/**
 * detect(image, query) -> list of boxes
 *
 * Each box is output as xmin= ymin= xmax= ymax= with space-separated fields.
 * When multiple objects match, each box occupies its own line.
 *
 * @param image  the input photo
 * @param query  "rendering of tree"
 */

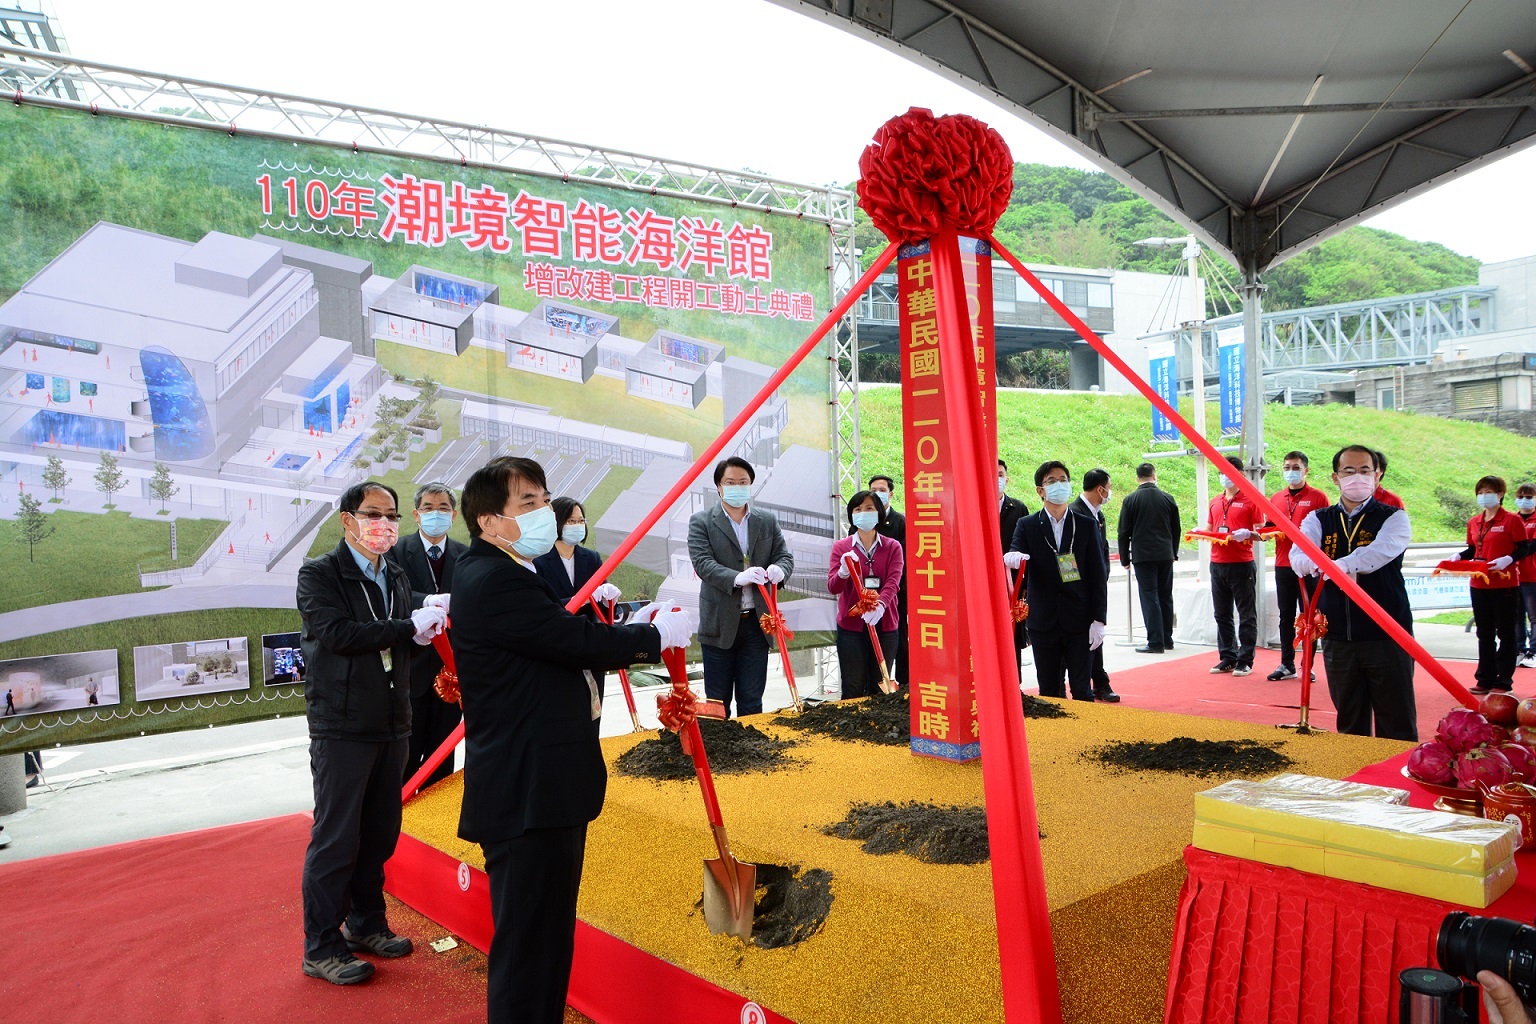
xmin=41 ymin=454 xmax=71 ymax=500
xmin=94 ymin=451 xmax=126 ymax=508
xmin=148 ymin=462 xmax=179 ymax=511
xmin=13 ymin=491 xmax=54 ymax=562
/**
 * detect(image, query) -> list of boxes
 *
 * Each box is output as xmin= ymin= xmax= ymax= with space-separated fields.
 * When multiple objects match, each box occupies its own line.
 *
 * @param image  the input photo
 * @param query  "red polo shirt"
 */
xmin=1466 ymin=507 xmax=1524 ymax=589
xmin=1267 ymin=484 xmax=1330 ymax=569
xmin=1208 ymin=493 xmax=1260 ymax=564
xmin=1519 ymin=511 xmax=1536 ymax=585
xmin=1374 ymin=485 xmax=1403 ymax=510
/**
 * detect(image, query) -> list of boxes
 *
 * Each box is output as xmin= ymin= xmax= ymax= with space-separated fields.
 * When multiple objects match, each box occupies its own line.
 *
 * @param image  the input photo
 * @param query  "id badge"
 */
xmin=1217 ymin=526 xmax=1230 ymax=535
xmin=864 ymin=576 xmax=881 ymax=591
xmin=1057 ymin=552 xmax=1081 ymax=583
xmin=380 ymin=650 xmax=393 ymax=673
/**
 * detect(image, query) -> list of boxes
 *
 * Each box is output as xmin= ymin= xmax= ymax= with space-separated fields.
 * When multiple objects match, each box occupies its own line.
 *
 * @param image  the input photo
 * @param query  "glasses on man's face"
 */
xmin=1336 ymin=468 xmax=1374 ymax=477
xmin=351 ymin=510 xmax=402 ymax=522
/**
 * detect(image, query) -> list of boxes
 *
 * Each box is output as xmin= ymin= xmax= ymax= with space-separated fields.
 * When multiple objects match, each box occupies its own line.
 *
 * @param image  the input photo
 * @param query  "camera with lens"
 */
xmin=1400 ymin=911 xmax=1536 ymax=1022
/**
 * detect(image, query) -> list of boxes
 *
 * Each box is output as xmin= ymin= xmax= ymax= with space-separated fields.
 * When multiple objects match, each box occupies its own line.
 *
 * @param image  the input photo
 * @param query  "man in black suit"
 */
xmin=452 ymin=456 xmax=693 ymax=1024
xmin=1117 ymin=462 xmax=1182 ymax=653
xmin=1069 ymin=468 xmax=1120 ymax=702
xmin=997 ymin=459 xmax=1032 ymax=667
xmin=1006 ymin=461 xmax=1108 ymax=701
xmin=391 ymin=481 xmax=469 ymax=792
xmin=868 ymin=473 xmax=908 ymax=686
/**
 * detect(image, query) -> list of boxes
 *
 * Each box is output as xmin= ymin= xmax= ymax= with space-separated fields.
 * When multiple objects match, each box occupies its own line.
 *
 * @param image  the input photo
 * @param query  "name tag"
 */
xmin=1057 ymin=552 xmax=1081 ymax=583
xmin=864 ymin=576 xmax=881 ymax=590
xmin=1217 ymin=526 xmax=1230 ymax=534
xmin=380 ymin=650 xmax=393 ymax=673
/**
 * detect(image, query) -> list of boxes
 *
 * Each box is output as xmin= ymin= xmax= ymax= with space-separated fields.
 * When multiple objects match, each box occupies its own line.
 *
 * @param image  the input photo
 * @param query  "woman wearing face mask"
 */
xmin=534 ymin=497 xmax=624 ymax=714
xmin=827 ymin=491 xmax=904 ymax=699
xmin=1514 ymin=484 xmax=1536 ymax=669
xmin=1460 ymin=476 xmax=1533 ymax=695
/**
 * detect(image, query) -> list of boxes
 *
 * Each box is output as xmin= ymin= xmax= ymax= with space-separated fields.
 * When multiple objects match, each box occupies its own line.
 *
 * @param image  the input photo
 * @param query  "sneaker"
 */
xmin=1267 ymin=666 xmax=1297 ymax=681
xmin=1209 ymin=662 xmax=1235 ymax=674
xmin=344 ymin=929 xmax=413 ymax=958
xmin=1520 ymin=655 xmax=1536 ymax=669
xmin=1232 ymin=666 xmax=1253 ymax=677
xmin=302 ymin=953 xmax=376 ymax=985
xmin=0 ymin=826 xmax=10 ymax=849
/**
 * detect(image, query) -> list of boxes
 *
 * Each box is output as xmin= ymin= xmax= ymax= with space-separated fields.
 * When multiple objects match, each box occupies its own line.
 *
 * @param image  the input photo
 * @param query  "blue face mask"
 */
xmin=852 ymin=510 xmax=880 ymax=532
xmin=418 ymin=510 xmax=453 ymax=537
xmin=1477 ymin=492 xmax=1502 ymax=510
xmin=721 ymin=484 xmax=752 ymax=509
xmin=562 ymin=524 xmax=587 ymax=546
xmin=873 ymin=489 xmax=892 ymax=506
xmin=1282 ymin=470 xmax=1303 ymax=487
xmin=498 ymin=505 xmax=557 ymax=559
xmin=1043 ymin=481 xmax=1073 ymax=506
xmin=1519 ymin=498 xmax=1536 ymax=514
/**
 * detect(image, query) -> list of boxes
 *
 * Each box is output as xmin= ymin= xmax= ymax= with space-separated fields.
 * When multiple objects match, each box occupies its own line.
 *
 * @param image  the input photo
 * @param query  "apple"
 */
xmin=1519 ymin=698 xmax=1536 ymax=728
xmin=1513 ymin=725 xmax=1536 ymax=749
xmin=1482 ymin=691 xmax=1521 ymax=727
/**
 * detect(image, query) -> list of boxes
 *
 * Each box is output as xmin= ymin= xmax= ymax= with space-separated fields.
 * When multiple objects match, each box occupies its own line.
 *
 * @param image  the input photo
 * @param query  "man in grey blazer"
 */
xmin=687 ymin=456 xmax=795 ymax=717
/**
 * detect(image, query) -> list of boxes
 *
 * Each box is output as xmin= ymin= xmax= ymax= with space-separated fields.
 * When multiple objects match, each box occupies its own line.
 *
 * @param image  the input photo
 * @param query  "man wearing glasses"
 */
xmin=296 ymin=481 xmax=449 ymax=986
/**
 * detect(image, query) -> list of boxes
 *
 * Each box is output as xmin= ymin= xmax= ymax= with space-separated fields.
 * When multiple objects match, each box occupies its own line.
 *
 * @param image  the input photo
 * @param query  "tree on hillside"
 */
xmin=94 ymin=451 xmax=126 ymax=508
xmin=41 ymin=454 xmax=71 ymax=500
xmin=13 ymin=491 xmax=54 ymax=561
xmin=148 ymin=462 xmax=179 ymax=511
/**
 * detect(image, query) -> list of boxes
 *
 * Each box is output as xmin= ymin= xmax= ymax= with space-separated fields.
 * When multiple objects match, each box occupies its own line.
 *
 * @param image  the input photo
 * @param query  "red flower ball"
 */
xmin=857 ymin=107 xmax=1014 ymax=243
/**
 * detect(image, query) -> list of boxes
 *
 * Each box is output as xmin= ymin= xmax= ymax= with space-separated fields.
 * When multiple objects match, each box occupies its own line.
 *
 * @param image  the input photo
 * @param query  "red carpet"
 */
xmin=0 ymin=814 xmax=495 ymax=1024
xmin=1095 ymin=645 xmax=1496 ymax=740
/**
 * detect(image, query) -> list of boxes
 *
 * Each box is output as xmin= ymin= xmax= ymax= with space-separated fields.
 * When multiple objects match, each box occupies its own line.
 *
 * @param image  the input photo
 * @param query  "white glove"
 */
xmin=838 ymin=551 xmax=859 ymax=578
xmin=1491 ymin=555 xmax=1515 ymax=571
xmin=1289 ymin=552 xmax=1318 ymax=577
xmin=733 ymin=566 xmax=768 ymax=587
xmin=861 ymin=602 xmax=885 ymax=626
xmin=593 ymin=582 xmax=622 ymax=603
xmin=1088 ymin=621 xmax=1106 ymax=650
xmin=649 ymin=608 xmax=694 ymax=650
xmin=764 ymin=564 xmax=786 ymax=585
xmin=424 ymin=593 xmax=450 ymax=614
xmin=1003 ymin=551 xmax=1028 ymax=570
xmin=1230 ymin=529 xmax=1254 ymax=542
xmin=411 ymin=606 xmax=447 ymax=645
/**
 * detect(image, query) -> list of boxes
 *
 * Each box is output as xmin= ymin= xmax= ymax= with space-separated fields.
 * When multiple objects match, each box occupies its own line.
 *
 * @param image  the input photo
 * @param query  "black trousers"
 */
xmin=1274 ymin=565 xmax=1316 ymax=671
xmin=302 ymin=736 xmax=407 ymax=960
xmin=1134 ymin=560 xmax=1175 ymax=649
xmin=1028 ymin=625 xmax=1092 ymax=700
xmin=893 ymin=614 xmax=910 ymax=687
xmin=1322 ymin=638 xmax=1418 ymax=741
xmin=404 ymin=689 xmax=463 ymax=792
xmin=1210 ymin=562 xmax=1257 ymax=667
xmin=1471 ymin=586 xmax=1521 ymax=689
xmin=484 ymin=824 xmax=588 ymax=1024
xmin=836 ymin=626 xmax=898 ymax=699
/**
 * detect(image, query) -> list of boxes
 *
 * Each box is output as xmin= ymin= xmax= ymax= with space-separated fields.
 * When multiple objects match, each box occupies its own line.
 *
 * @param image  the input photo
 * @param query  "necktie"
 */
xmin=428 ymin=545 xmax=442 ymax=561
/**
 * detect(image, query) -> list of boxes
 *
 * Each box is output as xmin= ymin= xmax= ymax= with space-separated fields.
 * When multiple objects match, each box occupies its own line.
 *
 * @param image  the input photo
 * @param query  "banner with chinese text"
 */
xmin=1217 ymin=328 xmax=1245 ymax=436
xmin=1148 ymin=340 xmax=1178 ymax=442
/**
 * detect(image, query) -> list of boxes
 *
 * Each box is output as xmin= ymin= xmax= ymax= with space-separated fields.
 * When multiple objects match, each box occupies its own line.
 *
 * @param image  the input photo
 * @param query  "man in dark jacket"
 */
xmin=391 ymin=481 xmax=468 ymax=792
xmin=869 ymin=473 xmax=908 ymax=686
xmin=1070 ymin=468 xmax=1119 ymax=702
xmin=453 ymin=456 xmax=692 ymax=1024
xmin=1117 ymin=462 xmax=1182 ymax=653
xmin=297 ymin=481 xmax=447 ymax=986
xmin=997 ymin=459 xmax=1032 ymax=666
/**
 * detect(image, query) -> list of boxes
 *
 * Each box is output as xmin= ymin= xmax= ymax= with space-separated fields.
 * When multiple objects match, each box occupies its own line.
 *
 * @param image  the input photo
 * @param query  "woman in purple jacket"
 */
xmin=827 ymin=490 xmax=905 ymax=699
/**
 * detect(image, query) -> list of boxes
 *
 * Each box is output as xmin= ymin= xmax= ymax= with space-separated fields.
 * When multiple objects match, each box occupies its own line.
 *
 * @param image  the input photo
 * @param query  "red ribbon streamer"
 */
xmin=429 ymin=622 xmax=458 ymax=705
xmin=1009 ymin=565 xmax=1029 ymax=623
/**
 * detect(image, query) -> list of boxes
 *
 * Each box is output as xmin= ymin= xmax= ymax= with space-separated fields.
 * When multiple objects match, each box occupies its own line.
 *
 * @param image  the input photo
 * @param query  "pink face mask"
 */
xmin=349 ymin=514 xmax=398 ymax=554
xmin=1339 ymin=475 xmax=1376 ymax=503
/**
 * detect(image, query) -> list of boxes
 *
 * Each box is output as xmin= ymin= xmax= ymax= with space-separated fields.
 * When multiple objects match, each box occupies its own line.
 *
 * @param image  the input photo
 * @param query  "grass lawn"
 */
xmin=3 ymin=510 xmax=225 ymax=614
xmin=1418 ymin=609 xmax=1474 ymax=627
xmin=0 ymin=607 xmax=306 ymax=755
xmin=858 ymin=388 xmax=1536 ymax=544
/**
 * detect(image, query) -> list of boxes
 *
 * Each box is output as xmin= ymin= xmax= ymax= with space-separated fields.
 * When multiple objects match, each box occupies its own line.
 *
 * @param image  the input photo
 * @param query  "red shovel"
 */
xmin=842 ymin=552 xmax=897 ymax=694
xmin=755 ymin=581 xmax=806 ymax=712
xmin=656 ymin=640 xmax=755 ymax=940
xmin=587 ymin=596 xmax=643 ymax=733
xmin=1279 ymin=578 xmax=1328 ymax=735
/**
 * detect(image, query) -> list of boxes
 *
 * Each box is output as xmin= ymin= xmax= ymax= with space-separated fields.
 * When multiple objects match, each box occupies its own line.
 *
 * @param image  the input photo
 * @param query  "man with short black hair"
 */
xmin=1208 ymin=455 xmax=1260 ymax=676
xmin=1373 ymin=450 xmax=1404 ymax=509
xmin=1266 ymin=451 xmax=1329 ymax=681
xmin=1118 ymin=462 xmax=1182 ymax=654
xmin=688 ymin=456 xmax=794 ymax=716
xmin=868 ymin=473 xmax=908 ymax=686
xmin=997 ymin=458 xmax=1032 ymax=668
xmin=297 ymin=480 xmax=448 ymax=986
xmin=1070 ymin=468 xmax=1119 ymax=702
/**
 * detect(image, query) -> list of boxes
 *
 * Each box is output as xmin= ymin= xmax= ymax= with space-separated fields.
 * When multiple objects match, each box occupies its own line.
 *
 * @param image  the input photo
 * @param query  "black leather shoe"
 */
xmin=1094 ymin=688 xmax=1122 ymax=703
xmin=1134 ymin=646 xmax=1163 ymax=654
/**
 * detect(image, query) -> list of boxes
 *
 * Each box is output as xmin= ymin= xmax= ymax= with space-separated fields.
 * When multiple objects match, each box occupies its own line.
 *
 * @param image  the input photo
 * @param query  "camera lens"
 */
xmin=1438 ymin=911 xmax=1536 ymax=1001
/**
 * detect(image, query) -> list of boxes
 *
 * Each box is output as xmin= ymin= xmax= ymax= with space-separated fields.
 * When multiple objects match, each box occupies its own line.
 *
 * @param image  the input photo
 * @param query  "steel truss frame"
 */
xmin=0 ymin=42 xmax=865 ymax=508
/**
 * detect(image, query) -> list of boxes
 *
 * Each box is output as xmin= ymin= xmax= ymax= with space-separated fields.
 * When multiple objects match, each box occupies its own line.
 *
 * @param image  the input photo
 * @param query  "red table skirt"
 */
xmin=1164 ymin=749 xmax=1536 ymax=1024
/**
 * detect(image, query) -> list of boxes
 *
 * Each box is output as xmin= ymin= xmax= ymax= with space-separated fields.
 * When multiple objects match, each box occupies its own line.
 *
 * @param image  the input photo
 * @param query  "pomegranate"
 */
xmin=1406 ymin=740 xmax=1456 ymax=785
xmin=1481 ymin=691 xmax=1521 ymax=726
xmin=1454 ymin=747 xmax=1514 ymax=789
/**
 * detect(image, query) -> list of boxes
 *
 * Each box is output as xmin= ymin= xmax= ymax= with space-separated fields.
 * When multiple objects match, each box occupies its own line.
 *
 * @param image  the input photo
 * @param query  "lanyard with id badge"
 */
xmin=1047 ymin=512 xmax=1080 ymax=583
xmin=358 ymin=578 xmax=394 ymax=673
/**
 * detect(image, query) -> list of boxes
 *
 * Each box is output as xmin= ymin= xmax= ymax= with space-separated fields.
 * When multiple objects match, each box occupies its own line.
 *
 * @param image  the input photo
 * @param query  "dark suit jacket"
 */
xmin=687 ymin=503 xmax=794 ymax=649
xmin=1117 ymin=481 xmax=1183 ymax=566
xmin=999 ymin=495 xmax=1031 ymax=553
xmin=532 ymin=544 xmax=604 ymax=609
xmin=1010 ymin=508 xmax=1109 ymax=632
xmin=452 ymin=538 xmax=662 ymax=844
xmin=389 ymin=533 xmax=468 ymax=699
xmin=1069 ymin=496 xmax=1111 ymax=562
xmin=875 ymin=508 xmax=908 ymax=611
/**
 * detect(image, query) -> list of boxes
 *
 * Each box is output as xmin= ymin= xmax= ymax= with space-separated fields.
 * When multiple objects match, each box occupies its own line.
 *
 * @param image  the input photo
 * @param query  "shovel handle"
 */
xmin=755 ymin=582 xmax=805 ymax=711
xmin=684 ymin=719 xmax=725 ymax=829
xmin=590 ymin=597 xmax=644 ymax=732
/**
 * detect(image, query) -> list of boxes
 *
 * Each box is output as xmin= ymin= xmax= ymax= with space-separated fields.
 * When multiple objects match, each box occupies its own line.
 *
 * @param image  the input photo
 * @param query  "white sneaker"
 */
xmin=1232 ymin=666 xmax=1253 ymax=677
xmin=1521 ymin=655 xmax=1536 ymax=669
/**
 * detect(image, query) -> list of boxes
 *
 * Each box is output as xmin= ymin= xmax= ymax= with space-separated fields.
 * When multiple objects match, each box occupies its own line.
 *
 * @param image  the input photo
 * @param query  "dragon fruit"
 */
xmin=1454 ymin=747 xmax=1514 ymax=789
xmin=1502 ymin=743 xmax=1536 ymax=783
xmin=1406 ymin=740 xmax=1456 ymax=785
xmin=1438 ymin=708 xmax=1501 ymax=753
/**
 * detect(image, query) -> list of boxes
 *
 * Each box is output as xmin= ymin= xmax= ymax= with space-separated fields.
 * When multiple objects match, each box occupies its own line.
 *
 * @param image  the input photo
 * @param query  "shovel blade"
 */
xmin=702 ymin=857 xmax=756 ymax=940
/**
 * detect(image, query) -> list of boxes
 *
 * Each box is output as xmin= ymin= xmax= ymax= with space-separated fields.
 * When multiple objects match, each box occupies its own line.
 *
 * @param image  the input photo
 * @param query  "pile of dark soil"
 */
xmin=751 ymin=864 xmax=834 ymax=949
xmin=1087 ymin=736 xmax=1295 ymax=778
xmin=778 ymin=689 xmax=1072 ymax=746
xmin=1023 ymin=694 xmax=1073 ymax=718
xmin=614 ymin=718 xmax=797 ymax=780
xmin=822 ymin=801 xmax=990 ymax=865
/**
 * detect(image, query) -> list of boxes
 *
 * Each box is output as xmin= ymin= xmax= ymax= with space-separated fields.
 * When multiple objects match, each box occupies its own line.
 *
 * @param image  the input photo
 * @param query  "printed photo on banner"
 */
xmin=0 ymin=649 xmax=120 ymax=717
xmin=261 ymin=632 xmax=305 ymax=687
xmin=132 ymin=637 xmax=252 ymax=701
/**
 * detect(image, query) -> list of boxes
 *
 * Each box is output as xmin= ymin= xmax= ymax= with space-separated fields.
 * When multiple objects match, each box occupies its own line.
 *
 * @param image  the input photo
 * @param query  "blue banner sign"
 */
xmin=1148 ymin=340 xmax=1177 ymax=441
xmin=1218 ymin=328 xmax=1244 ymax=435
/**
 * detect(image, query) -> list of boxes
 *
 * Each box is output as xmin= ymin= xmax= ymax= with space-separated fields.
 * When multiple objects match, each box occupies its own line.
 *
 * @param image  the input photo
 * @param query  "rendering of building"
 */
xmin=624 ymin=329 xmax=723 ymax=409
xmin=368 ymin=265 xmax=498 ymax=357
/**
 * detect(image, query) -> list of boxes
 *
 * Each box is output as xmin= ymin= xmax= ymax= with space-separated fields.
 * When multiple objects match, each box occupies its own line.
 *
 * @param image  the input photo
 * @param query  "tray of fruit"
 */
xmin=1404 ymin=694 xmax=1536 ymax=813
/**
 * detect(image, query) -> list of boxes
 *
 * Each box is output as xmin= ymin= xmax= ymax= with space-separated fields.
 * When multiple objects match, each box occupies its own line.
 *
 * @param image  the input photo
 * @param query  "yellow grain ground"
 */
xmin=403 ymin=699 xmax=1407 ymax=1024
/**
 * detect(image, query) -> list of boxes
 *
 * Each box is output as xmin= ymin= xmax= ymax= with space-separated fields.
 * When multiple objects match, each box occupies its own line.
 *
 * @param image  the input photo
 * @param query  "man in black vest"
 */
xmin=1117 ymin=463 xmax=1182 ymax=653
xmin=1069 ymin=468 xmax=1119 ymax=701
xmin=390 ymin=481 xmax=469 ymax=792
xmin=868 ymin=473 xmax=909 ymax=686
xmin=1288 ymin=445 xmax=1417 ymax=740
xmin=997 ymin=459 xmax=1032 ymax=668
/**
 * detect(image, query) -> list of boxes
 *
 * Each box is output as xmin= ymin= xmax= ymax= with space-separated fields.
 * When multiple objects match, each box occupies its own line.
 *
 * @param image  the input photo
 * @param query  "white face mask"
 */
xmin=997 ymin=476 xmax=1007 ymax=496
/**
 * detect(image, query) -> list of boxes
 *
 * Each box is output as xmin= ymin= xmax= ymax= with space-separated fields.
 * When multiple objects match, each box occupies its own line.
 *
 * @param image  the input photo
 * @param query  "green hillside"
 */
xmin=857 ymin=388 xmax=1536 ymax=544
